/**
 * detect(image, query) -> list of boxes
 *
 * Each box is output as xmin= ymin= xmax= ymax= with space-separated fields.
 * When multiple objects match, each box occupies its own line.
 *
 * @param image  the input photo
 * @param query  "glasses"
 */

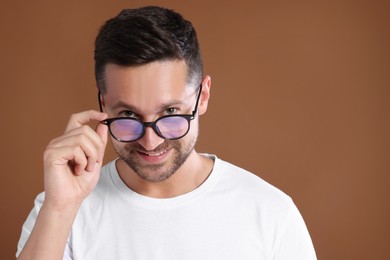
xmin=98 ymin=85 xmax=202 ymax=142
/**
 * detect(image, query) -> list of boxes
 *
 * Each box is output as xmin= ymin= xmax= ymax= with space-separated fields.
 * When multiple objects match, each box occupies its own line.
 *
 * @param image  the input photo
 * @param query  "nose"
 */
xmin=137 ymin=126 xmax=165 ymax=150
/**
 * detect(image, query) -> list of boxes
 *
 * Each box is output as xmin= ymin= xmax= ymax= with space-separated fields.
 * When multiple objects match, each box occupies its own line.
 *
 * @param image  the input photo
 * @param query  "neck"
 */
xmin=116 ymin=151 xmax=214 ymax=198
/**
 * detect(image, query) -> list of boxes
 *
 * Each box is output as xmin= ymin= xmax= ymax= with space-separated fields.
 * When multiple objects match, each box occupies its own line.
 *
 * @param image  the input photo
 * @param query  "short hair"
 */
xmin=94 ymin=6 xmax=203 ymax=94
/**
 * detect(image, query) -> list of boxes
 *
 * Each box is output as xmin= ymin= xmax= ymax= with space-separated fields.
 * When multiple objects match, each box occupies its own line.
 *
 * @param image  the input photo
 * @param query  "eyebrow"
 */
xmin=110 ymin=99 xmax=186 ymax=115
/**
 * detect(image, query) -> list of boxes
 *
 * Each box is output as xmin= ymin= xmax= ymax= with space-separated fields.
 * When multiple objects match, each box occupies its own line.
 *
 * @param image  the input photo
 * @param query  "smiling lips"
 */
xmin=139 ymin=149 xmax=168 ymax=157
xmin=137 ymin=148 xmax=171 ymax=163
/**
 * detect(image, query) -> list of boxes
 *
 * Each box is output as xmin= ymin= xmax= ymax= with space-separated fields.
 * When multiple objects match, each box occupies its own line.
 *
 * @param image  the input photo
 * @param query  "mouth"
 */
xmin=138 ymin=149 xmax=167 ymax=156
xmin=136 ymin=148 xmax=171 ymax=163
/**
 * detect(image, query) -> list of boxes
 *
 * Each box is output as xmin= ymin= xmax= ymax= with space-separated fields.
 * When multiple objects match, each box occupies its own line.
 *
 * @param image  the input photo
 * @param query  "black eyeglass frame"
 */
xmin=98 ymin=84 xmax=203 ymax=142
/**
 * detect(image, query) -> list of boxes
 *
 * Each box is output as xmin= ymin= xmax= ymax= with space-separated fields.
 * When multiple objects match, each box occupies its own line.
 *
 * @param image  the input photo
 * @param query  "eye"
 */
xmin=119 ymin=110 xmax=135 ymax=117
xmin=165 ymin=107 xmax=178 ymax=115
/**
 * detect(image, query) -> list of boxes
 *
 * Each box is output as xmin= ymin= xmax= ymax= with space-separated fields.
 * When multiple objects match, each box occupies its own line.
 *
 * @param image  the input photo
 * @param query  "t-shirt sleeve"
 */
xmin=15 ymin=192 xmax=73 ymax=260
xmin=273 ymin=200 xmax=317 ymax=260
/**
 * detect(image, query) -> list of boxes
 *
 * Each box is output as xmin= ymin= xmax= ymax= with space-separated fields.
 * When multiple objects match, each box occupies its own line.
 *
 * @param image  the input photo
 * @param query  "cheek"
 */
xmin=179 ymin=121 xmax=199 ymax=146
xmin=111 ymin=138 xmax=134 ymax=153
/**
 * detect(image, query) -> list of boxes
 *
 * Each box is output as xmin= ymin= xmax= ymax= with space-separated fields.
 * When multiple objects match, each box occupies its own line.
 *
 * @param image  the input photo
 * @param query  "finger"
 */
xmin=69 ymin=146 xmax=89 ymax=176
xmin=44 ymin=145 xmax=87 ymax=176
xmin=48 ymin=129 xmax=104 ymax=173
xmin=95 ymin=122 xmax=108 ymax=163
xmin=65 ymin=110 xmax=108 ymax=133
xmin=51 ymin=125 xmax=105 ymax=153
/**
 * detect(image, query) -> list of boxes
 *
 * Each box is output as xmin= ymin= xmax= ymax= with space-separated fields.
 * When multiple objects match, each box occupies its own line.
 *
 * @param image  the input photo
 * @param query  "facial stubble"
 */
xmin=114 ymin=134 xmax=198 ymax=182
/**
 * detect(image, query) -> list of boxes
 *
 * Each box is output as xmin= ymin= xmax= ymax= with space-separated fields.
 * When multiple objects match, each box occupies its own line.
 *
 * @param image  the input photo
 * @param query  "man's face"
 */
xmin=102 ymin=60 xmax=201 ymax=182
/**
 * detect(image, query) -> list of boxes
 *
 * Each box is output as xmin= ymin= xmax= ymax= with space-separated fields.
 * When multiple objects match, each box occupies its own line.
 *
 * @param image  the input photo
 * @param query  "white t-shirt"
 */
xmin=17 ymin=155 xmax=316 ymax=259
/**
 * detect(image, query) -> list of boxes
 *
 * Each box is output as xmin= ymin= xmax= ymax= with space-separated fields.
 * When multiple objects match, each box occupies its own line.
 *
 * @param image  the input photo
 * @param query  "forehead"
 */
xmin=103 ymin=60 xmax=191 ymax=113
xmin=104 ymin=60 xmax=188 ymax=91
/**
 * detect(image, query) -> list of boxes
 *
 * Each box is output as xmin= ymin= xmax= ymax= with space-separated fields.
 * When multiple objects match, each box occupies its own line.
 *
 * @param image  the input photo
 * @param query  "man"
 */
xmin=17 ymin=6 xmax=316 ymax=260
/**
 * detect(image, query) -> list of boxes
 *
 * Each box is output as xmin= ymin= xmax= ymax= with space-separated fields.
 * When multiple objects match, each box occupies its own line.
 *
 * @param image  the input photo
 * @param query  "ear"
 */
xmin=198 ymin=75 xmax=211 ymax=115
xmin=98 ymin=90 xmax=106 ymax=112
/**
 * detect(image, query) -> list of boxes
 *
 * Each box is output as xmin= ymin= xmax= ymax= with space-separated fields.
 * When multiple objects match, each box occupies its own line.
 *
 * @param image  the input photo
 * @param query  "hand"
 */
xmin=43 ymin=110 xmax=108 ymax=212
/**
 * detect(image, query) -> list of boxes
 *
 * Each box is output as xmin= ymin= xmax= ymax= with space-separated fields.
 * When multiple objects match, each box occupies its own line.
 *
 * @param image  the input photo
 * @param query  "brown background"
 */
xmin=1 ymin=0 xmax=389 ymax=259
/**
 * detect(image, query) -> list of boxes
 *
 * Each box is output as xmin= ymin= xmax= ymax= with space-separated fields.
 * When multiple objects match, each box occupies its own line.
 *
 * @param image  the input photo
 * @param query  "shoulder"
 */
xmin=214 ymin=158 xmax=290 ymax=199
xmin=214 ymin=156 xmax=292 ymax=202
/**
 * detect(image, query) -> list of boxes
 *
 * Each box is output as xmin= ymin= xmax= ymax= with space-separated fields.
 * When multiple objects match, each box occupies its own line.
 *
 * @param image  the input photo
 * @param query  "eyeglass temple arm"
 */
xmin=192 ymin=84 xmax=203 ymax=117
xmin=98 ymin=91 xmax=103 ymax=112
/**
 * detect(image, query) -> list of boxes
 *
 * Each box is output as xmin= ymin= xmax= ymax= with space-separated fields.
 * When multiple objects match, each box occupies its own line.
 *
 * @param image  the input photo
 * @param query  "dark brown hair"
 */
xmin=94 ymin=6 xmax=203 ymax=93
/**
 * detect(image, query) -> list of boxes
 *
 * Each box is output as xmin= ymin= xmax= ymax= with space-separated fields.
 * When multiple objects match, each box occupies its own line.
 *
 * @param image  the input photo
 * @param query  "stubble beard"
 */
xmin=114 ymin=135 xmax=198 ymax=182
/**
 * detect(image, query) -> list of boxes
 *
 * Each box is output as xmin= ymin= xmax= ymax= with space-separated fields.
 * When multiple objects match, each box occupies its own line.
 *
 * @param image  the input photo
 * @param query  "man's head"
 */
xmin=94 ymin=6 xmax=203 ymax=94
xmin=94 ymin=7 xmax=211 ymax=183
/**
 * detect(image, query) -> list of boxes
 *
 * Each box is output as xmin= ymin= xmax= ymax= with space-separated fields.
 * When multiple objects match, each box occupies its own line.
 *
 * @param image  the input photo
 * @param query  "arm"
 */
xmin=17 ymin=110 xmax=108 ymax=260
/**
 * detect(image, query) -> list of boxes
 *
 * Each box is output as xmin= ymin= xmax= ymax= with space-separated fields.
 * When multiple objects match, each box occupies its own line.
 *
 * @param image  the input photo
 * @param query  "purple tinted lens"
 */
xmin=157 ymin=116 xmax=189 ymax=139
xmin=110 ymin=119 xmax=143 ymax=141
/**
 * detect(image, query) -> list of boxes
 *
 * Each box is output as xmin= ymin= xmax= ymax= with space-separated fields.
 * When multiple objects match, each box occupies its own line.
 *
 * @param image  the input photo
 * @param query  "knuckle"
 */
xmin=89 ymin=149 xmax=99 ymax=161
xmin=76 ymin=132 xmax=89 ymax=144
xmin=87 ymin=109 xmax=96 ymax=115
xmin=43 ymin=146 xmax=57 ymax=163
xmin=43 ymin=147 xmax=51 ymax=160
xmin=46 ymin=140 xmax=55 ymax=148
xmin=80 ymin=124 xmax=92 ymax=132
xmin=69 ymin=112 xmax=79 ymax=122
